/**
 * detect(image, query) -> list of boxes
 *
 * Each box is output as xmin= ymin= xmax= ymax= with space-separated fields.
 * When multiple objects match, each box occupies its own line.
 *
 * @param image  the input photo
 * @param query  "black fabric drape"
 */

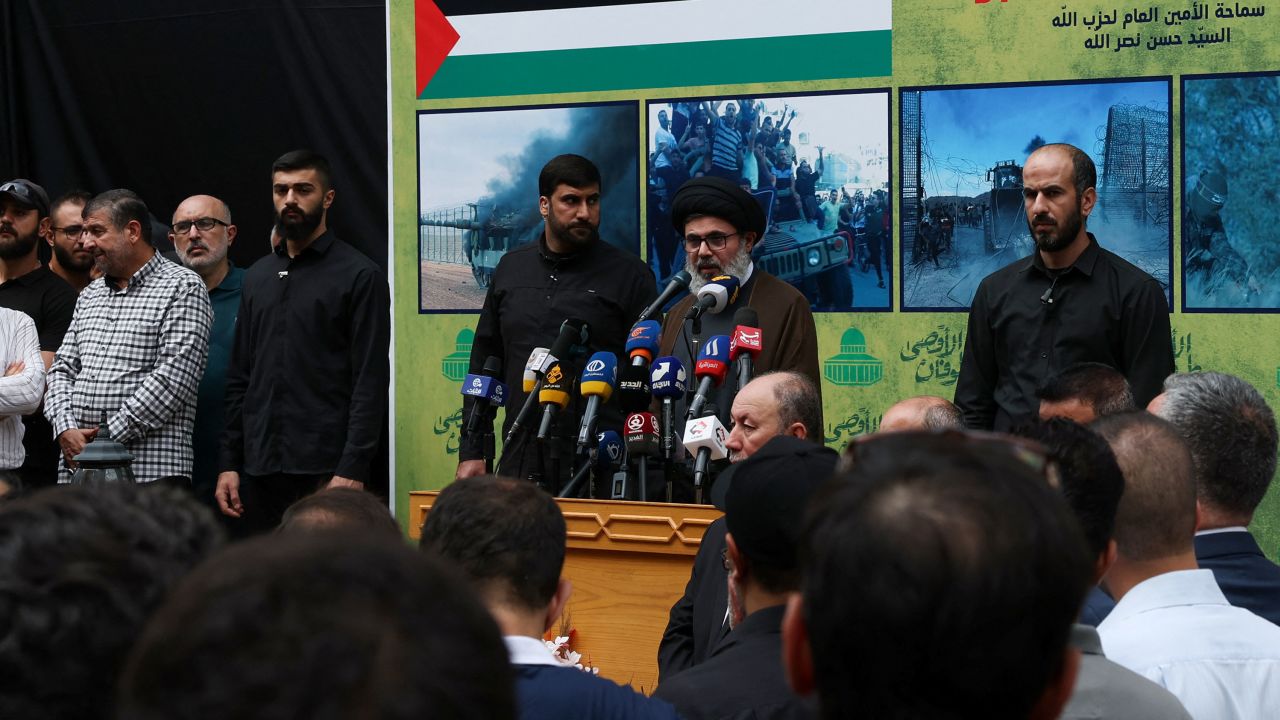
xmin=0 ymin=0 xmax=389 ymax=493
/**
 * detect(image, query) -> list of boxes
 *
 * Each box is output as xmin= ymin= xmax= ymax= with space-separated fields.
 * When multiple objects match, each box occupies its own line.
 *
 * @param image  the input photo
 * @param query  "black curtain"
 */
xmin=0 ymin=0 xmax=386 ymax=270
xmin=0 ymin=0 xmax=389 ymax=492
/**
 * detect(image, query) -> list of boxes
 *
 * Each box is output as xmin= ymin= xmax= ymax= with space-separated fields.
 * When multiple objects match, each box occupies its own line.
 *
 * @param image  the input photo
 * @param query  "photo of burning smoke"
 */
xmin=900 ymin=80 xmax=1172 ymax=311
xmin=646 ymin=91 xmax=891 ymax=312
xmin=1183 ymin=72 xmax=1280 ymax=311
xmin=416 ymin=102 xmax=640 ymax=312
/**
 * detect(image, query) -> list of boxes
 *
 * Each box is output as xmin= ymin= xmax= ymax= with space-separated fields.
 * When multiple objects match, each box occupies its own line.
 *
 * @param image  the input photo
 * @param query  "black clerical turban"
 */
xmin=670 ymin=176 xmax=766 ymax=239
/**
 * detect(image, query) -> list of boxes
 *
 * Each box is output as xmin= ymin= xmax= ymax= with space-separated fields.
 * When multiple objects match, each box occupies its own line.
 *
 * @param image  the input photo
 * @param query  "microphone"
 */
xmin=729 ymin=308 xmax=762 ymax=392
xmin=623 ymin=412 xmax=660 ymax=501
xmin=461 ymin=356 xmax=506 ymax=436
xmin=616 ymin=364 xmax=652 ymax=414
xmin=560 ymin=430 xmax=623 ymax=499
xmin=687 ymin=335 xmax=730 ymax=421
xmin=536 ymin=318 xmax=590 ymax=375
xmin=503 ymin=346 xmax=553 ymax=447
xmin=683 ymin=408 xmax=728 ymax=504
xmin=625 ymin=320 xmax=661 ymax=368
xmin=650 ymin=356 xmax=687 ymax=460
xmin=684 ymin=275 xmax=740 ymax=321
xmin=536 ymin=363 xmax=573 ymax=441
xmin=1040 ymin=276 xmax=1059 ymax=305
xmin=638 ymin=270 xmax=692 ymax=322
xmin=576 ymin=352 xmax=618 ymax=450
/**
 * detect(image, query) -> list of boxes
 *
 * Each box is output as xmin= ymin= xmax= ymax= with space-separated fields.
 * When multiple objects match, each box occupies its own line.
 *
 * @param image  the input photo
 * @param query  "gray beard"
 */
xmin=687 ymin=247 xmax=753 ymax=293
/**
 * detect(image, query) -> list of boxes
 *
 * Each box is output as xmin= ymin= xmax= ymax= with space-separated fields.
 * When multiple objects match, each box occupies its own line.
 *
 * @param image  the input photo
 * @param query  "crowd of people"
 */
xmin=4 ymin=363 xmax=1278 ymax=719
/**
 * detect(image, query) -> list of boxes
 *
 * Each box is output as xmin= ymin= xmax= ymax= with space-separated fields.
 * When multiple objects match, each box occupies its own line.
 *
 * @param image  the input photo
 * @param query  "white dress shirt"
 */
xmin=0 ymin=308 xmax=45 ymax=469
xmin=1098 ymin=569 xmax=1280 ymax=720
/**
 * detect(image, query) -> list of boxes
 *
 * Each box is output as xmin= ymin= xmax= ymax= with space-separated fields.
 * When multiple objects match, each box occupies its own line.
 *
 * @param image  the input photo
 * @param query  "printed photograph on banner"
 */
xmin=416 ymin=101 xmax=641 ymax=313
xmin=645 ymin=90 xmax=891 ymax=312
xmin=899 ymin=80 xmax=1172 ymax=311
xmin=1183 ymin=72 xmax=1280 ymax=312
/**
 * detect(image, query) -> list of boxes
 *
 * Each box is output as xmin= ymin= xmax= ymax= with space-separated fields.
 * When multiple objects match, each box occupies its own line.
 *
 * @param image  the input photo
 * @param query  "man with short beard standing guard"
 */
xmin=956 ymin=143 xmax=1173 ymax=431
xmin=217 ymin=150 xmax=389 ymax=534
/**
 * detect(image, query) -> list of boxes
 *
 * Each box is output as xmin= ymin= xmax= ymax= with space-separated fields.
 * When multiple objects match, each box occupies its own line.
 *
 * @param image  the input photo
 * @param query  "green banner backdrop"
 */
xmin=390 ymin=0 xmax=1280 ymax=555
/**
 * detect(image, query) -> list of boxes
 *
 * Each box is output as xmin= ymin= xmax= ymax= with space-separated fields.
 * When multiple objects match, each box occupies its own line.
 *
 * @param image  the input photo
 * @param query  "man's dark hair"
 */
xmin=1092 ymin=411 xmax=1196 ymax=561
xmin=1012 ymin=418 xmax=1124 ymax=559
xmin=50 ymin=189 xmax=93 ymax=217
xmin=765 ymin=371 xmax=822 ymax=442
xmin=1157 ymin=372 xmax=1279 ymax=518
xmin=83 ymin=189 xmax=153 ymax=245
xmin=420 ymin=475 xmax=565 ymax=611
xmin=804 ymin=432 xmax=1092 ymax=719
xmin=1037 ymin=362 xmax=1134 ymax=417
xmin=278 ymin=488 xmax=401 ymax=540
xmin=118 ymin=533 xmax=513 ymax=720
xmin=922 ymin=399 xmax=964 ymax=430
xmin=0 ymin=483 xmax=223 ymax=720
xmin=272 ymin=148 xmax=334 ymax=191
xmin=538 ymin=154 xmax=601 ymax=198
xmin=1033 ymin=143 xmax=1097 ymax=198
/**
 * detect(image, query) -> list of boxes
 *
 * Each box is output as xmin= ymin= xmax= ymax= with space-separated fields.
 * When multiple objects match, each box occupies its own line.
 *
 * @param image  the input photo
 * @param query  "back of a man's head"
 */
xmin=419 ymin=475 xmax=565 ymax=612
xmin=767 ymin=371 xmax=823 ymax=441
xmin=118 ymin=532 xmax=513 ymax=720
xmin=0 ymin=483 xmax=223 ymax=720
xmin=1092 ymin=411 xmax=1197 ymax=561
xmin=1037 ymin=362 xmax=1134 ymax=423
xmin=1012 ymin=418 xmax=1125 ymax=562
xmin=278 ymin=488 xmax=401 ymax=540
xmin=793 ymin=432 xmax=1092 ymax=720
xmin=879 ymin=395 xmax=964 ymax=432
xmin=1154 ymin=372 xmax=1278 ymax=523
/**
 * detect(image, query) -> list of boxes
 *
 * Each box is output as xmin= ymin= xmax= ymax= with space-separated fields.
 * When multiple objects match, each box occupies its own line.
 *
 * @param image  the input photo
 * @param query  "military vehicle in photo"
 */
xmin=750 ymin=188 xmax=853 ymax=308
xmin=982 ymin=160 xmax=1028 ymax=254
xmin=420 ymin=201 xmax=539 ymax=288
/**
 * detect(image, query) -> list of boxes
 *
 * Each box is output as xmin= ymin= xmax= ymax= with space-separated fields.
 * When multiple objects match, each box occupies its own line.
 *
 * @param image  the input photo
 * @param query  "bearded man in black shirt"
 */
xmin=455 ymin=154 xmax=656 ymax=487
xmin=955 ymin=143 xmax=1173 ymax=431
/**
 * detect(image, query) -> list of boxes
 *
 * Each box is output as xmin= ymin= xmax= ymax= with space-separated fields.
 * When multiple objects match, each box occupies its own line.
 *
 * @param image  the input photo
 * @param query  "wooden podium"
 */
xmin=408 ymin=492 xmax=722 ymax=691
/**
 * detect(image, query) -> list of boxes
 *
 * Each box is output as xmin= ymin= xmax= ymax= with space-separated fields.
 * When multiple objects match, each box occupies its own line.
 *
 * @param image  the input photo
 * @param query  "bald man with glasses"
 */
xmin=170 ymin=195 xmax=242 ymax=517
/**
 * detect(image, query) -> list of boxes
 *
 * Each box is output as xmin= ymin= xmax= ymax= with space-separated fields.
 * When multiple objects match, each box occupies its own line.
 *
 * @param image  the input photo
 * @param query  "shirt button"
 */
xmin=1040 ymin=353 xmax=1047 ymax=358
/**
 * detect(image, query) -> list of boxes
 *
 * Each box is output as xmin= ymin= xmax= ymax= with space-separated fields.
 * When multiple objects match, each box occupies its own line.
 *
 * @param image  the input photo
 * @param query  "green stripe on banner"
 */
xmin=420 ymin=30 xmax=891 ymax=99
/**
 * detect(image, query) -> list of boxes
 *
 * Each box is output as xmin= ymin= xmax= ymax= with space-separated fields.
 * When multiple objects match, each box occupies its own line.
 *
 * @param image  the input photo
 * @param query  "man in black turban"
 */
xmin=655 ymin=175 xmax=822 ymax=496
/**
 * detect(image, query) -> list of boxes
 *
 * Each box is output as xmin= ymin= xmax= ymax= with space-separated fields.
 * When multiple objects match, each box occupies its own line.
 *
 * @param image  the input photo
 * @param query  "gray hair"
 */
xmin=764 ymin=371 xmax=822 ymax=443
xmin=1156 ymin=372 xmax=1278 ymax=517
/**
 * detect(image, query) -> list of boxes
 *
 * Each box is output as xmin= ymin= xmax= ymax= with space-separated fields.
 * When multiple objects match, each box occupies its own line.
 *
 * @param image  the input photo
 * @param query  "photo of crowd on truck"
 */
xmin=646 ymin=90 xmax=891 ymax=311
xmin=899 ymin=80 xmax=1172 ymax=311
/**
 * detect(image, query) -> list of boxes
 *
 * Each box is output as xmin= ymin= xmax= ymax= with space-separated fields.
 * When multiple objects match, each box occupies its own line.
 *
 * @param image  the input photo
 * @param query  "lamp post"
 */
xmin=70 ymin=413 xmax=136 ymax=484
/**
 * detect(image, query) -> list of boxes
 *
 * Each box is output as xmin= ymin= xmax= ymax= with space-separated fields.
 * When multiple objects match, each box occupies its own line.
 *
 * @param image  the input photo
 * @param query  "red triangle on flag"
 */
xmin=416 ymin=0 xmax=459 ymax=97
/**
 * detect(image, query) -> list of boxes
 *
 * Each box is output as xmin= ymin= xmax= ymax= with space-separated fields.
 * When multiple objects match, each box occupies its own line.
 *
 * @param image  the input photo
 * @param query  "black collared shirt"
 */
xmin=956 ymin=234 xmax=1174 ymax=430
xmin=461 ymin=236 xmax=656 ymax=482
xmin=220 ymin=232 xmax=389 ymax=481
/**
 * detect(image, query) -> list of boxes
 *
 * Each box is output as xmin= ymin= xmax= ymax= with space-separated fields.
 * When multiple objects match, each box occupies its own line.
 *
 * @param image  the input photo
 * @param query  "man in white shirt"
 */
xmin=1094 ymin=411 xmax=1280 ymax=720
xmin=0 ymin=307 xmax=45 ymax=472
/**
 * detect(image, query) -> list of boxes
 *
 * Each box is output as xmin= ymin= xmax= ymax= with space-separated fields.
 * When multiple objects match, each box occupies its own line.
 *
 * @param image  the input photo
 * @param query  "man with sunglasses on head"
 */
xmin=0 ymin=179 xmax=80 ymax=490
xmin=170 ymin=195 xmax=241 ymax=518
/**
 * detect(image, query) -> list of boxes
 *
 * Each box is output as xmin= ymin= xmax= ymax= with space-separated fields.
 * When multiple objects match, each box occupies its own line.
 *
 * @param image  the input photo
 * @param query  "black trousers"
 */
xmin=236 ymin=472 xmax=332 ymax=536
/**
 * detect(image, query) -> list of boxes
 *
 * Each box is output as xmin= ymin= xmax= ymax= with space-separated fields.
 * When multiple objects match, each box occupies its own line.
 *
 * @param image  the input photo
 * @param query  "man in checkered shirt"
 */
xmin=45 ymin=189 xmax=212 ymax=484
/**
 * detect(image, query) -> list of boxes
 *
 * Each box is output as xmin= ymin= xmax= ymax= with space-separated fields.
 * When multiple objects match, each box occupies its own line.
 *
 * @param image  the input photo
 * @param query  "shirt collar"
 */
xmin=1104 ymin=569 xmax=1227 ymax=626
xmin=504 ymin=635 xmax=564 ymax=667
xmin=1070 ymin=623 xmax=1104 ymax=655
xmin=537 ymin=234 xmax=597 ymax=266
xmin=109 ymin=251 xmax=164 ymax=291
xmin=273 ymin=230 xmax=335 ymax=258
xmin=1025 ymin=232 xmax=1101 ymax=278
xmin=1195 ymin=526 xmax=1249 ymax=536
xmin=212 ymin=265 xmax=243 ymax=293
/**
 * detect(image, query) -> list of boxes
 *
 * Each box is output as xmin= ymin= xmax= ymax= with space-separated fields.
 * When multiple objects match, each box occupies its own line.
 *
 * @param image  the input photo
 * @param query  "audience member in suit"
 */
xmin=1149 ymin=371 xmax=1280 ymax=626
xmin=0 ymin=483 xmax=223 ymax=720
xmin=119 ymin=532 xmax=513 ymax=720
xmin=658 ymin=371 xmax=822 ymax=683
xmin=1037 ymin=361 xmax=1136 ymax=424
xmin=420 ymin=475 xmax=679 ymax=720
xmin=877 ymin=394 xmax=964 ymax=432
xmin=1013 ymin=418 xmax=1192 ymax=719
xmin=1094 ymin=411 xmax=1280 ymax=719
xmin=654 ymin=436 xmax=835 ymax=719
xmin=783 ymin=431 xmax=1093 ymax=720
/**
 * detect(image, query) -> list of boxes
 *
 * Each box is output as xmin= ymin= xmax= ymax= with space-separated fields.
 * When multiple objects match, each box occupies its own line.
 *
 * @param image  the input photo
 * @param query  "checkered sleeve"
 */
xmin=0 ymin=311 xmax=47 ymax=416
xmin=45 ymin=298 xmax=84 ymax=437
xmin=108 ymin=276 xmax=212 ymax=444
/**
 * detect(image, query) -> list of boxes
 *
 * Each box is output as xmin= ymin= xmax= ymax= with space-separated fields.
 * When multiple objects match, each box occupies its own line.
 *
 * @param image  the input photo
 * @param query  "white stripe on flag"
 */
xmin=449 ymin=0 xmax=891 ymax=56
